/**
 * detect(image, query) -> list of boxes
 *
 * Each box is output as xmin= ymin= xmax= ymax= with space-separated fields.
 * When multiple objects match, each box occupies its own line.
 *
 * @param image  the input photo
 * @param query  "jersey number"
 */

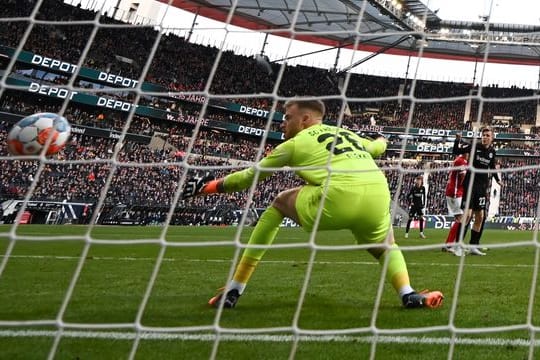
xmin=317 ymin=131 xmax=364 ymax=155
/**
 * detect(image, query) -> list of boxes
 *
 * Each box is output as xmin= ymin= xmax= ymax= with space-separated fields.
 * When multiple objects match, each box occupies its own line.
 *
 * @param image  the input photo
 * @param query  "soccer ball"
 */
xmin=7 ymin=113 xmax=71 ymax=155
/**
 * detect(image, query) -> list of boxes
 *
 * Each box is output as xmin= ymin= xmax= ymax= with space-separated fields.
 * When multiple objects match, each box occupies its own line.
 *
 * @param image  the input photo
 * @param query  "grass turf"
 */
xmin=0 ymin=225 xmax=538 ymax=359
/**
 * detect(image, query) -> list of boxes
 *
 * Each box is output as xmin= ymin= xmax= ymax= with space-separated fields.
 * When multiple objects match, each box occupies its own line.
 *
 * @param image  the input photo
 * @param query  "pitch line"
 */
xmin=0 ymin=254 xmax=534 ymax=268
xmin=0 ymin=329 xmax=538 ymax=347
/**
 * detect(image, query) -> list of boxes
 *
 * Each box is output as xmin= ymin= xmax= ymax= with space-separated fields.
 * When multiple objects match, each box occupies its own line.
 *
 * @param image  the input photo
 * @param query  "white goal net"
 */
xmin=0 ymin=0 xmax=539 ymax=359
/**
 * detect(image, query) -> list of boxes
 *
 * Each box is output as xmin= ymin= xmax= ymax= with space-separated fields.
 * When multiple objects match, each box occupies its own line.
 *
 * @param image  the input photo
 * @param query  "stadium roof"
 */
xmin=161 ymin=0 xmax=540 ymax=66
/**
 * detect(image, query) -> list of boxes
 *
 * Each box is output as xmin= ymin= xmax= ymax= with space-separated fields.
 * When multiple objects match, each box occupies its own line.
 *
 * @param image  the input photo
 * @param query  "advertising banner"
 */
xmin=2 ymin=45 xmax=539 ymax=148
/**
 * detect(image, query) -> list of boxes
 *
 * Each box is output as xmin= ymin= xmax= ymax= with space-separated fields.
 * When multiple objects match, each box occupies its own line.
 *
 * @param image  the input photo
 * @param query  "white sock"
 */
xmin=399 ymin=285 xmax=415 ymax=298
xmin=229 ymin=280 xmax=246 ymax=295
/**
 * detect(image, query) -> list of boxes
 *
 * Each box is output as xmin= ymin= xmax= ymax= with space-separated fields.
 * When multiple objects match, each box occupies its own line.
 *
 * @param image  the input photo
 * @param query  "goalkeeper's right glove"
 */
xmin=182 ymin=173 xmax=216 ymax=199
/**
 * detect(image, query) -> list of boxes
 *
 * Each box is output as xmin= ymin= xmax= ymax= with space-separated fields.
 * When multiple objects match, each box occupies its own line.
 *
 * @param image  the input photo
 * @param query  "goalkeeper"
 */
xmin=184 ymin=99 xmax=443 ymax=309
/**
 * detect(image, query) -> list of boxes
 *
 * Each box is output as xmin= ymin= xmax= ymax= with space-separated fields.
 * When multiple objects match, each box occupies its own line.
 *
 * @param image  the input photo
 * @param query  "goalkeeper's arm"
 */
xmin=193 ymin=140 xmax=293 ymax=196
xmin=365 ymin=136 xmax=387 ymax=158
xmin=356 ymin=132 xmax=387 ymax=158
xmin=200 ymin=167 xmax=260 ymax=195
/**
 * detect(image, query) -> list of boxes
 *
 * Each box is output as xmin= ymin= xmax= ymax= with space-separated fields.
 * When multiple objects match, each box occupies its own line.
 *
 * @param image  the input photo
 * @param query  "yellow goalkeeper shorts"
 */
xmin=295 ymin=183 xmax=391 ymax=244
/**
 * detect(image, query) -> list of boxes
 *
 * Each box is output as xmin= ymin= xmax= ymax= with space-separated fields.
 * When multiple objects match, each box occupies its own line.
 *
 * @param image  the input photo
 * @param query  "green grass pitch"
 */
xmin=0 ymin=225 xmax=538 ymax=359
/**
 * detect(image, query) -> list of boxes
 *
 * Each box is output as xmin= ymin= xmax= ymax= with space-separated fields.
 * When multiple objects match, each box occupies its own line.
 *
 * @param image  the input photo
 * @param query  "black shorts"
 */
xmin=462 ymin=186 xmax=487 ymax=211
xmin=409 ymin=206 xmax=424 ymax=218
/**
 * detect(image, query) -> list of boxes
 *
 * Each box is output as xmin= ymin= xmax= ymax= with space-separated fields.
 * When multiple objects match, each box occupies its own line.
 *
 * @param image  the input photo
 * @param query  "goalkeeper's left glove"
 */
xmin=182 ymin=173 xmax=216 ymax=199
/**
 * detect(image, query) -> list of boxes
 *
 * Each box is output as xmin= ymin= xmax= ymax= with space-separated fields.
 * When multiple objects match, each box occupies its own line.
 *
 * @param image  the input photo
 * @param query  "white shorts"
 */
xmin=446 ymin=196 xmax=463 ymax=216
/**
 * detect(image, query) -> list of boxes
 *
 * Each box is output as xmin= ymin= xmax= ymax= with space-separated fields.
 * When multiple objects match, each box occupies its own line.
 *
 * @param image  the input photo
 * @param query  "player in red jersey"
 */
xmin=443 ymin=152 xmax=469 ymax=255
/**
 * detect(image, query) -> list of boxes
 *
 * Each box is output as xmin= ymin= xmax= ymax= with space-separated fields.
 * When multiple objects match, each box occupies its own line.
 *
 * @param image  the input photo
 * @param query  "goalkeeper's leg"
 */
xmin=209 ymin=187 xmax=300 ymax=308
xmin=210 ymin=184 xmax=443 ymax=309
xmin=351 ymin=186 xmax=443 ymax=309
xmin=363 ymin=228 xmax=443 ymax=309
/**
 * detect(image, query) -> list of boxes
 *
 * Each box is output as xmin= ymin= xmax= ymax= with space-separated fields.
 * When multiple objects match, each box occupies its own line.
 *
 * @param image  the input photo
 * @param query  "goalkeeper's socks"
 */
xmin=230 ymin=257 xmax=259 ymax=295
xmin=398 ymin=285 xmax=415 ymax=299
xmin=380 ymin=244 xmax=412 ymax=295
xmin=229 ymin=280 xmax=246 ymax=295
xmin=225 ymin=207 xmax=283 ymax=297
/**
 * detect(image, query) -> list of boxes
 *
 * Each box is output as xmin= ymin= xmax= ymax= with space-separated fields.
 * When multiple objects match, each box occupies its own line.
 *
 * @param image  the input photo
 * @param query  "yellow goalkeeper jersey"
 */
xmin=223 ymin=124 xmax=387 ymax=192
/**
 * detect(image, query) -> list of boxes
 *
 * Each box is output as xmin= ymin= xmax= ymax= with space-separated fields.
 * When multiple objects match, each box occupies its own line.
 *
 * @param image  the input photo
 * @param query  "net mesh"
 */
xmin=0 ymin=0 xmax=539 ymax=359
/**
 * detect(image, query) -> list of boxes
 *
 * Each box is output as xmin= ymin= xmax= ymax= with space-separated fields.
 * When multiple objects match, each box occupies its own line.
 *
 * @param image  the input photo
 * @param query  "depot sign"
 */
xmin=30 ymin=54 xmax=139 ymax=88
xmin=31 ymin=54 xmax=78 ymax=73
xmin=96 ymin=97 xmax=137 ymax=111
xmin=417 ymin=128 xmax=453 ymax=136
xmin=28 ymin=82 xmax=78 ymax=99
xmin=97 ymin=72 xmax=138 ymax=88
xmin=238 ymin=125 xmax=285 ymax=140
xmin=229 ymin=103 xmax=285 ymax=121
xmin=239 ymin=105 xmax=272 ymax=118
xmin=238 ymin=125 xmax=267 ymax=136
xmin=415 ymin=143 xmax=453 ymax=153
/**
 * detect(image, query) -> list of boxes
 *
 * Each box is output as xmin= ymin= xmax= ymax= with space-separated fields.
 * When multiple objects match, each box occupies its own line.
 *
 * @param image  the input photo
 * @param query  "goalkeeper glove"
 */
xmin=182 ymin=173 xmax=215 ymax=199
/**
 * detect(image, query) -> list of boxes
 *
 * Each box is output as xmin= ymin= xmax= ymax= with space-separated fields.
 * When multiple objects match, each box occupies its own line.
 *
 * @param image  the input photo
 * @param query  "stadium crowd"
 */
xmin=2 ymin=115 xmax=539 ymax=223
xmin=1 ymin=0 xmax=539 ymax=225
xmin=1 ymin=0 xmax=538 ymax=131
